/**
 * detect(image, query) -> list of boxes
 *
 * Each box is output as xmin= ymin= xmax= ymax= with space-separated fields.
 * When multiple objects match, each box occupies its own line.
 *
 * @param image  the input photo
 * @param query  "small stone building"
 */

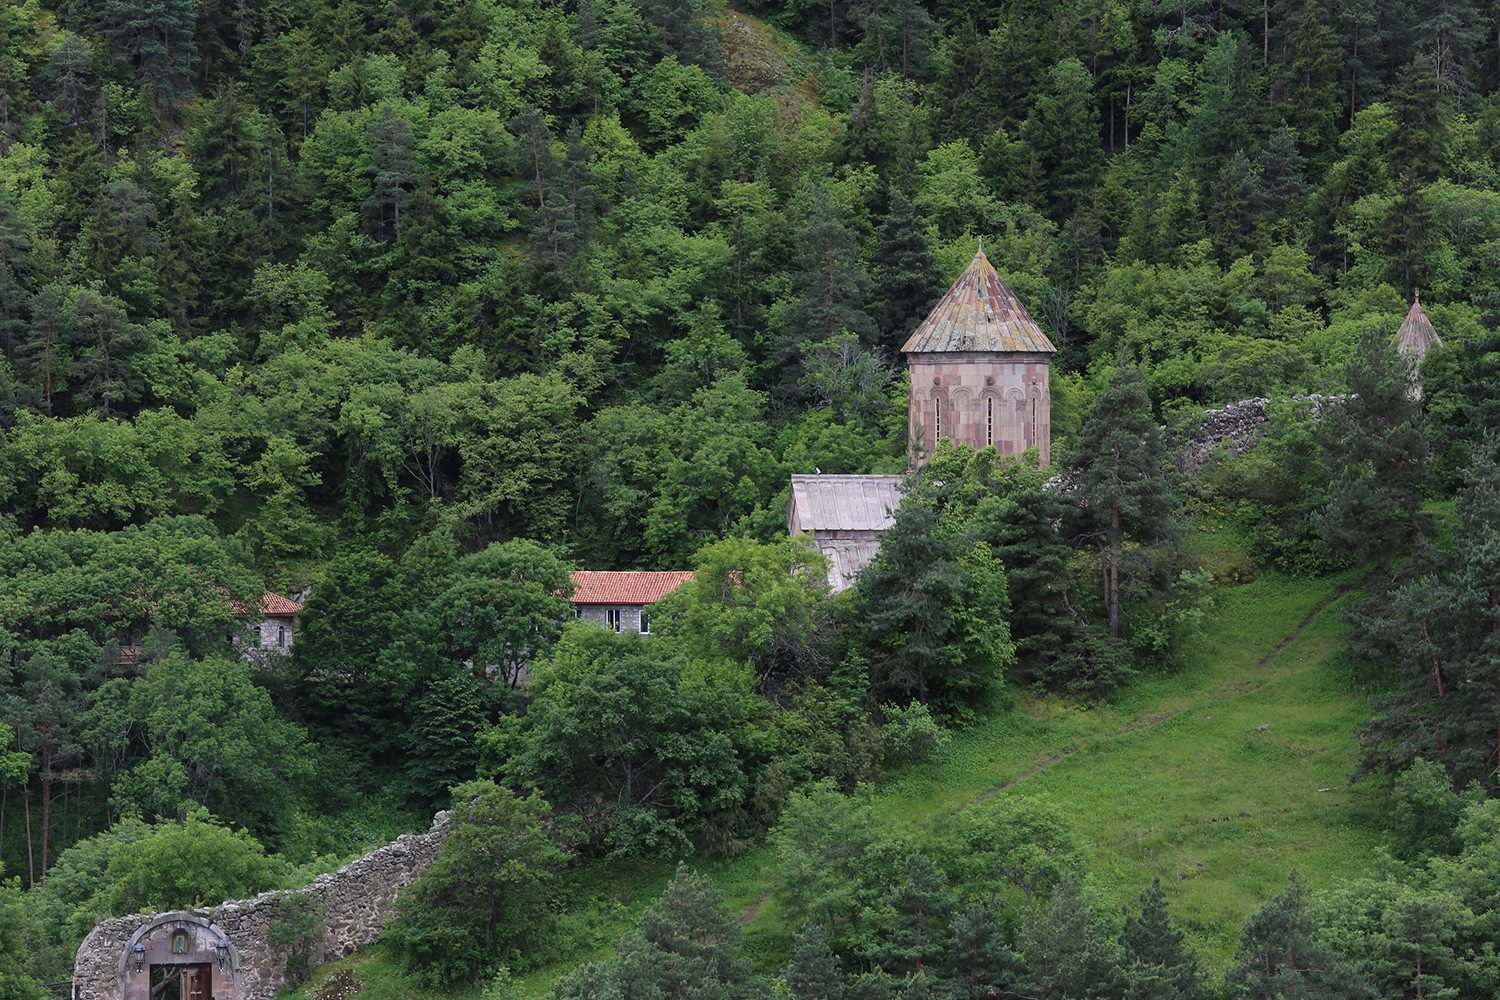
xmin=244 ymin=593 xmax=302 ymax=655
xmin=784 ymin=245 xmax=1056 ymax=592
xmin=903 ymin=245 xmax=1057 ymax=466
xmin=569 ymin=571 xmax=694 ymax=635
xmin=787 ymin=474 xmax=904 ymax=593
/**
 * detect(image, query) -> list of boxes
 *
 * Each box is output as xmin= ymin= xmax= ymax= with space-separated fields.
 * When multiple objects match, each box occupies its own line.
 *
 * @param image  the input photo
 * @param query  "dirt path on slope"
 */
xmin=973 ymin=582 xmax=1353 ymax=804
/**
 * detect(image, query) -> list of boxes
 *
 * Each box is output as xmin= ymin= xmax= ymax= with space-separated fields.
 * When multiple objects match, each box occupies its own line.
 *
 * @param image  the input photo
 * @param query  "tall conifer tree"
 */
xmin=1066 ymin=359 xmax=1178 ymax=638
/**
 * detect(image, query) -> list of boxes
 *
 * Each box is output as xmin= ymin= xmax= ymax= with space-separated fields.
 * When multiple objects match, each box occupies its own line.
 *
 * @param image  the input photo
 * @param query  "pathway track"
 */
xmin=973 ymin=581 xmax=1352 ymax=805
xmin=738 ymin=576 xmax=1360 ymax=925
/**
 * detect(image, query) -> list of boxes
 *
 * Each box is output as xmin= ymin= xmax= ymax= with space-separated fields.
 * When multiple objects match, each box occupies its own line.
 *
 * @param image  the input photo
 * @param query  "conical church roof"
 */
xmin=901 ymin=246 xmax=1056 ymax=355
xmin=1395 ymin=294 xmax=1442 ymax=359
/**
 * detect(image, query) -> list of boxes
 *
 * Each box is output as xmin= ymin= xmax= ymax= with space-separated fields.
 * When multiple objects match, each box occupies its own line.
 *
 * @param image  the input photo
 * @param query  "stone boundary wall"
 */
xmin=72 ymin=812 xmax=449 ymax=1000
xmin=1176 ymin=395 xmax=1346 ymax=471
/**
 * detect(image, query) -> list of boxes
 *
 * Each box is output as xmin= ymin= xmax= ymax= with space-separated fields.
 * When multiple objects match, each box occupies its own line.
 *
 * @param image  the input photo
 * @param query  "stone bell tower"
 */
xmin=902 ymin=246 xmax=1057 ymax=466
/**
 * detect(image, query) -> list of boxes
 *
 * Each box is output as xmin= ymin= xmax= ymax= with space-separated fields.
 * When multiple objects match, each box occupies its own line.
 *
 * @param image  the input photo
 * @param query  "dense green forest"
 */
xmin=2 ymin=0 xmax=1500 ymax=996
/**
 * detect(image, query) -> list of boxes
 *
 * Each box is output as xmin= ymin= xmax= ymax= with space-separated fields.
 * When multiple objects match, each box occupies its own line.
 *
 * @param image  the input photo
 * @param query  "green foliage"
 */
xmin=485 ymin=627 xmax=757 ymax=856
xmin=0 ymin=879 xmax=43 ymax=1000
xmin=390 ymin=781 xmax=565 ymax=987
xmin=1225 ymin=873 xmax=1363 ymax=1000
xmin=115 ymin=653 xmax=313 ymax=834
xmin=1349 ymin=453 xmax=1500 ymax=789
xmin=1013 ymin=879 xmax=1125 ymax=1000
xmin=1314 ymin=333 xmax=1431 ymax=562
xmin=878 ymin=702 xmax=949 ymax=769
xmin=655 ymin=536 xmax=833 ymax=687
xmin=266 ymin=895 xmax=328 ymax=983
xmin=940 ymin=796 xmax=1088 ymax=911
xmin=5 ymin=0 xmax=1500 ymax=992
xmin=854 ymin=478 xmax=1015 ymax=712
xmin=1120 ymin=878 xmax=1201 ymax=1000
xmin=1065 ymin=359 xmax=1182 ymax=643
xmin=1388 ymin=758 xmax=1484 ymax=860
xmin=103 ymin=809 xmax=287 ymax=915
xmin=552 ymin=867 xmax=765 ymax=999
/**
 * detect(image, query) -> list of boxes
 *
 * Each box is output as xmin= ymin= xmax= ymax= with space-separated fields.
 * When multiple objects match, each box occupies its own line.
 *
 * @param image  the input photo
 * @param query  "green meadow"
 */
xmin=293 ymin=566 xmax=1388 ymax=999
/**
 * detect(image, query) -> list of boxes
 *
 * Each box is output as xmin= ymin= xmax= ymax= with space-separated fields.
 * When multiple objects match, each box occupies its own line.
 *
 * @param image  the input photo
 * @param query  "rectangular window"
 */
xmin=574 ymin=606 xmax=583 ymax=619
xmin=248 ymin=627 xmax=260 ymax=648
xmin=277 ymin=625 xmax=286 ymax=648
xmin=986 ymin=397 xmax=993 ymax=447
xmin=606 ymin=608 xmax=623 ymax=633
xmin=639 ymin=610 xmax=651 ymax=634
xmin=934 ymin=398 xmax=942 ymax=442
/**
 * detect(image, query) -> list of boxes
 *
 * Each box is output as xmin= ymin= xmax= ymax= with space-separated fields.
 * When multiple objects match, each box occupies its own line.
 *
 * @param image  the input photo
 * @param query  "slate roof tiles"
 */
xmin=901 ymin=247 xmax=1056 ymax=356
xmin=1395 ymin=294 xmax=1442 ymax=359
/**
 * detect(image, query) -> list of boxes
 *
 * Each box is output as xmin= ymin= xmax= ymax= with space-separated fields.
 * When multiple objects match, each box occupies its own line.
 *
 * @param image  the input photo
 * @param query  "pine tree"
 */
xmin=872 ymin=854 xmax=954 ymax=975
xmin=43 ymin=34 xmax=93 ymax=128
xmin=645 ymin=0 xmax=722 ymax=73
xmin=1389 ymin=56 xmax=1447 ymax=187
xmin=1352 ymin=454 xmax=1500 ymax=789
xmin=67 ymin=288 xmax=146 ymax=418
xmin=1282 ymin=0 xmax=1342 ymax=157
xmin=1066 ymin=359 xmax=1179 ymax=638
xmin=1015 ymin=879 xmax=1127 ymax=1000
xmin=940 ymin=905 xmax=1018 ymax=1000
xmin=613 ymin=867 xmax=764 ymax=999
xmin=871 ymin=189 xmax=944 ymax=341
xmin=785 ymin=925 xmax=847 ymax=1000
xmin=1314 ymin=330 xmax=1430 ymax=561
xmin=365 ymin=106 xmax=421 ymax=243
xmin=528 ymin=123 xmax=599 ymax=290
xmin=99 ymin=0 xmax=198 ymax=113
xmin=777 ymin=180 xmax=876 ymax=381
xmin=856 ymin=498 xmax=965 ymax=707
xmin=1225 ymin=873 xmax=1362 ymax=999
xmin=1412 ymin=0 xmax=1482 ymax=99
xmin=1121 ymin=879 xmax=1201 ymax=1000
xmin=1020 ymin=58 xmax=1104 ymax=220
xmin=0 ymin=188 xmax=31 ymax=358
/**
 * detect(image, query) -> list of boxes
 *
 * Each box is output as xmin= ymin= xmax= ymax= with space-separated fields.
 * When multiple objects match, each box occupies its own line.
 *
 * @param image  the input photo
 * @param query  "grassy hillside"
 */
xmin=291 ymin=565 xmax=1388 ymax=1000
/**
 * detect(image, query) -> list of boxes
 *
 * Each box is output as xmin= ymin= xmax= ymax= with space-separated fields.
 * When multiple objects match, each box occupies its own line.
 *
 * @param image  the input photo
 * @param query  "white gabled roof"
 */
xmin=788 ymin=474 xmax=905 ymax=533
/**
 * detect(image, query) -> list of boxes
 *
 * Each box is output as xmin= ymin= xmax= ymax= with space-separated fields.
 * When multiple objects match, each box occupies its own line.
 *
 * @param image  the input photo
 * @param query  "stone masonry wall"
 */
xmin=1176 ymin=395 xmax=1345 ymax=472
xmin=576 ymin=603 xmax=650 ymax=634
xmin=72 ymin=812 xmax=449 ymax=1000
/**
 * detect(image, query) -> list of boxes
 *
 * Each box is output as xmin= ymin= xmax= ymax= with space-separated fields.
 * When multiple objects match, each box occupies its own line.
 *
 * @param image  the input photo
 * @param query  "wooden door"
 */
xmin=182 ymin=965 xmax=211 ymax=1000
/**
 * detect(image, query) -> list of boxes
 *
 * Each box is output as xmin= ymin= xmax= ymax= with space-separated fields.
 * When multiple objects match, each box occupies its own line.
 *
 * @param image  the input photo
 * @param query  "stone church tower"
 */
xmin=903 ymin=246 xmax=1057 ymax=466
xmin=789 ymin=246 xmax=1056 ymax=592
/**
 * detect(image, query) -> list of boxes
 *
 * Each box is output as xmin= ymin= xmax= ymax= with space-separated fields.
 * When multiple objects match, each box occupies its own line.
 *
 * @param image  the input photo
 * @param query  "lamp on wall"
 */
xmin=132 ymin=943 xmax=146 ymax=973
xmin=215 ymin=939 xmax=230 ymax=970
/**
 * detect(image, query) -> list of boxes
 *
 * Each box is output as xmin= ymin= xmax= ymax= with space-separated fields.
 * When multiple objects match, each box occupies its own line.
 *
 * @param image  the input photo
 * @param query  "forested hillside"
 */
xmin=3 ymin=0 xmax=1500 ymax=998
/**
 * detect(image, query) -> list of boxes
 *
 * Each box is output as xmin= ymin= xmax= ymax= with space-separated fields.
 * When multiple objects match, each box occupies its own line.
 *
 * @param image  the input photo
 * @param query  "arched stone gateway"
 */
xmin=108 ymin=913 xmax=243 ymax=1000
xmin=72 ymin=812 xmax=448 ymax=1000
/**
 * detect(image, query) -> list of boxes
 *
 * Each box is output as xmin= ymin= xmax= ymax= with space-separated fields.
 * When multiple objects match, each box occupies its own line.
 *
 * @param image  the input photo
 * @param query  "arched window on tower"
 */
xmin=986 ymin=396 xmax=994 ymax=447
xmin=934 ymin=397 xmax=942 ymax=442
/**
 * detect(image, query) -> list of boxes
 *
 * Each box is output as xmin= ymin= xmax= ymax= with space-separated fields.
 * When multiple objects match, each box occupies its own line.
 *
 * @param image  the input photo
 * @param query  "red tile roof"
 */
xmin=569 ymin=571 xmax=694 ymax=606
xmin=258 ymin=592 xmax=304 ymax=617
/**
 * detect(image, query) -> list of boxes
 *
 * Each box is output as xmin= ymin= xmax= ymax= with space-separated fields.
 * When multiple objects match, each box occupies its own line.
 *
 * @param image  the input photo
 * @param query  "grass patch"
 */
xmin=292 ymin=571 xmax=1388 ymax=998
